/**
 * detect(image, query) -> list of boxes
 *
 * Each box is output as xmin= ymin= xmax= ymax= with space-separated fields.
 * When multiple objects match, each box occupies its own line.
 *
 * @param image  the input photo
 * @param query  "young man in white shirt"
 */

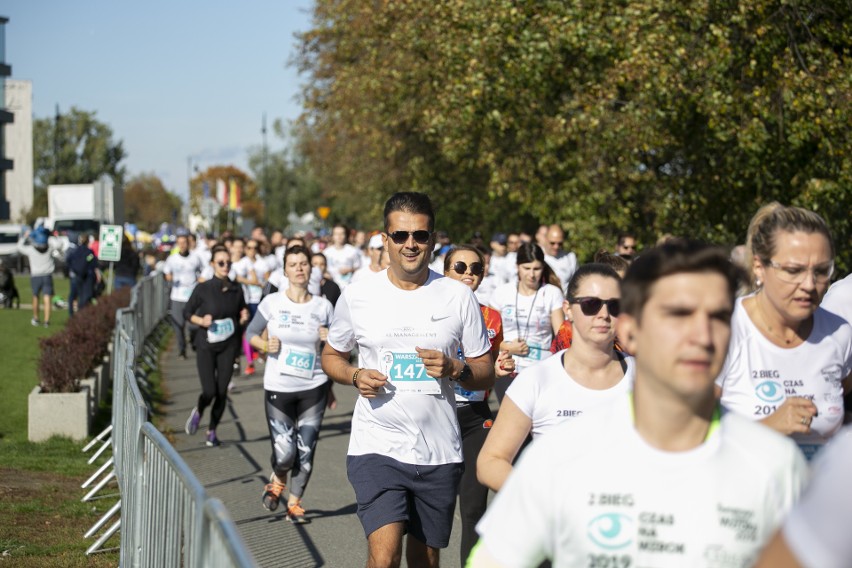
xmin=322 ymin=223 xmax=362 ymax=289
xmin=322 ymin=192 xmax=495 ymax=568
xmin=162 ymin=233 xmax=204 ymax=358
xmin=471 ymin=240 xmax=807 ymax=568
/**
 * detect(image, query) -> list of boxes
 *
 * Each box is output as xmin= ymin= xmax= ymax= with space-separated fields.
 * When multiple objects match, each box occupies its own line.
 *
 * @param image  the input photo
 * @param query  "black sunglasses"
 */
xmin=569 ymin=296 xmax=621 ymax=317
xmin=387 ymin=230 xmax=432 ymax=245
xmin=215 ymin=260 xmax=232 ymax=267
xmin=451 ymin=261 xmax=484 ymax=276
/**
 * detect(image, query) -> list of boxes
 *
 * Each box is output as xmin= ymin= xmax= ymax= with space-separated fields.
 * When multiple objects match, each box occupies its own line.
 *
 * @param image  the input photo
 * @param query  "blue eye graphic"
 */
xmin=587 ymin=513 xmax=634 ymax=550
xmin=755 ymin=381 xmax=784 ymax=403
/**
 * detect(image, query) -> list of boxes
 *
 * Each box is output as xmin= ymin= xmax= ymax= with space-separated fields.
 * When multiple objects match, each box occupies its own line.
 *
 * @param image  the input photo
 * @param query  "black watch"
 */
xmin=455 ymin=363 xmax=473 ymax=383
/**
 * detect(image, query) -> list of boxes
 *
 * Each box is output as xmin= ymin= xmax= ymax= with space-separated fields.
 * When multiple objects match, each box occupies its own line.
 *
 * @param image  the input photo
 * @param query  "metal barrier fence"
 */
xmin=86 ymin=272 xmax=256 ymax=566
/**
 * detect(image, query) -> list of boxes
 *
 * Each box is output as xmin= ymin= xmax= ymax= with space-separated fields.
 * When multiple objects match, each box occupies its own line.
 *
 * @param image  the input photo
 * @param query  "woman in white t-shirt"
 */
xmin=716 ymin=203 xmax=852 ymax=460
xmin=478 ymin=263 xmax=634 ymax=492
xmin=246 ymin=245 xmax=334 ymax=524
xmin=231 ymin=238 xmax=271 ymax=376
xmin=489 ymin=242 xmax=564 ymax=402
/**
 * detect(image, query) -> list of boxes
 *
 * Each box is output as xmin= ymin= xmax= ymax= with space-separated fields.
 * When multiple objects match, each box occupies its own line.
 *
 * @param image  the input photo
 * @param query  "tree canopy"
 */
xmin=295 ymin=0 xmax=851 ymax=271
xmin=30 ymin=107 xmax=127 ymax=223
xmin=124 ymin=173 xmax=183 ymax=232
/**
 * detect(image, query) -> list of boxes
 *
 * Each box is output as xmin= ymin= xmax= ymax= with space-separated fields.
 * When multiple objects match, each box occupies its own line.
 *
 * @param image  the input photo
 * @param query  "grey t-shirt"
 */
xmin=18 ymin=242 xmax=56 ymax=276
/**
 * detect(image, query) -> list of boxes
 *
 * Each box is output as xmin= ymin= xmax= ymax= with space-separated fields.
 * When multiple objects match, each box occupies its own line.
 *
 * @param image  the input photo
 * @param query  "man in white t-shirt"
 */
xmin=322 ymin=192 xmax=494 ymax=568
xmin=471 ymin=240 xmax=807 ymax=568
xmin=543 ymin=224 xmax=578 ymax=295
xmin=162 ymin=233 xmax=204 ymax=358
xmin=351 ymin=233 xmax=386 ymax=284
xmin=755 ymin=426 xmax=852 ymax=568
xmin=322 ymin=224 xmax=362 ymax=289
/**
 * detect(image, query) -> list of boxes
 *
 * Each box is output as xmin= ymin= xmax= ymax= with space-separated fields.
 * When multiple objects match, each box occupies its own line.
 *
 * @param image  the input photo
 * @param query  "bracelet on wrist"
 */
xmin=353 ymin=368 xmax=364 ymax=388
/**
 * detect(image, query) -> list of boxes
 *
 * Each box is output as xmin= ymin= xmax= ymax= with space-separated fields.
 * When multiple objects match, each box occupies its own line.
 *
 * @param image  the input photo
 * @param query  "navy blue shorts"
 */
xmin=347 ymin=454 xmax=463 ymax=548
xmin=30 ymin=275 xmax=54 ymax=297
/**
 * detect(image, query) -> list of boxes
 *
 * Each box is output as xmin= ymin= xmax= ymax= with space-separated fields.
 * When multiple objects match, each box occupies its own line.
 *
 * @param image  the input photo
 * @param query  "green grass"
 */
xmin=0 ymin=276 xmax=71 ymax=444
xmin=0 ymin=275 xmax=120 ymax=564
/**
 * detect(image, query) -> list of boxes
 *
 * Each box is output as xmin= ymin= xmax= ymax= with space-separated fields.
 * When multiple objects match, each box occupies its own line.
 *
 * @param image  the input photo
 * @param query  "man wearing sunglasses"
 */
xmin=322 ymin=192 xmax=495 ymax=568
xmin=471 ymin=241 xmax=806 ymax=567
xmin=543 ymin=224 xmax=578 ymax=296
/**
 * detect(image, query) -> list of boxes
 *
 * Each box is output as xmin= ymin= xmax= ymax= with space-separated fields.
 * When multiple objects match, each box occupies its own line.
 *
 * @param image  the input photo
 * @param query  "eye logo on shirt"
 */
xmin=755 ymin=380 xmax=784 ymax=403
xmin=277 ymin=312 xmax=291 ymax=325
xmin=587 ymin=512 xmax=634 ymax=550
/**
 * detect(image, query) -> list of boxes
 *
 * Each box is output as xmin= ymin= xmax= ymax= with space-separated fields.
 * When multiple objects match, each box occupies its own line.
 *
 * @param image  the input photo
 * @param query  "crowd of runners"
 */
xmin=155 ymin=192 xmax=851 ymax=567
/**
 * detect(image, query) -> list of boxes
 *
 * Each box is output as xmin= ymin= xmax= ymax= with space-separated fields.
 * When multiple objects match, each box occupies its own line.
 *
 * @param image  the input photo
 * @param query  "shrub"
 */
xmin=37 ymin=288 xmax=131 ymax=393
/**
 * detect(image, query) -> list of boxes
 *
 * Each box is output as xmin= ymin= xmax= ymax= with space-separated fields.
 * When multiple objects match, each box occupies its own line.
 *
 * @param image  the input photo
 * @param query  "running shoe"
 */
xmin=31 ymin=318 xmax=39 ymax=327
xmin=287 ymin=503 xmax=310 ymax=524
xmin=185 ymin=407 xmax=201 ymax=435
xmin=206 ymin=430 xmax=221 ymax=447
xmin=178 ymin=350 xmax=187 ymax=360
xmin=43 ymin=321 xmax=50 ymax=328
xmin=244 ymin=365 xmax=255 ymax=376
xmin=262 ymin=477 xmax=286 ymax=512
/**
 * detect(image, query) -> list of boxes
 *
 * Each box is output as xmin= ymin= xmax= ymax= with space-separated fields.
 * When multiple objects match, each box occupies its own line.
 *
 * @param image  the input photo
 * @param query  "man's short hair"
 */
xmin=617 ymin=232 xmax=636 ymax=246
xmin=621 ymin=240 xmax=744 ymax=320
xmin=383 ymin=192 xmax=435 ymax=232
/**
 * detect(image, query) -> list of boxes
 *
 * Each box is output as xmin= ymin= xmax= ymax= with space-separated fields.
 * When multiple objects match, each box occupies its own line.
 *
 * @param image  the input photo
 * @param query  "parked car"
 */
xmin=0 ymin=224 xmax=26 ymax=272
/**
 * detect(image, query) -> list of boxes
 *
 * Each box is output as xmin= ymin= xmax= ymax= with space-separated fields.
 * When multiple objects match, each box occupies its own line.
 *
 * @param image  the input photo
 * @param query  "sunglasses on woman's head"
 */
xmin=452 ymin=261 xmax=484 ymax=276
xmin=387 ymin=230 xmax=432 ymax=245
xmin=569 ymin=296 xmax=621 ymax=317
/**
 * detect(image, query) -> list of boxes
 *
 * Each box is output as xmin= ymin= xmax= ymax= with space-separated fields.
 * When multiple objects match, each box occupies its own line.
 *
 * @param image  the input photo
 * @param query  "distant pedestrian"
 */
xmin=114 ymin=234 xmax=141 ymax=289
xmin=17 ymin=226 xmax=56 ymax=327
xmin=66 ymin=232 xmax=99 ymax=316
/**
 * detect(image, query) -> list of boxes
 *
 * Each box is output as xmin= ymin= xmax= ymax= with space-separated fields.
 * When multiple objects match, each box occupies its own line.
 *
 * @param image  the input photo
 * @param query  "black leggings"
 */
xmin=457 ymin=400 xmax=494 ymax=566
xmin=195 ymin=343 xmax=239 ymax=431
xmin=264 ymin=382 xmax=328 ymax=498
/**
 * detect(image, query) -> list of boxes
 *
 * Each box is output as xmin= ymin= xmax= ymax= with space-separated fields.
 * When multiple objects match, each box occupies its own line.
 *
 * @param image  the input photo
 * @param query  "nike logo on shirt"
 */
xmin=431 ymin=315 xmax=450 ymax=322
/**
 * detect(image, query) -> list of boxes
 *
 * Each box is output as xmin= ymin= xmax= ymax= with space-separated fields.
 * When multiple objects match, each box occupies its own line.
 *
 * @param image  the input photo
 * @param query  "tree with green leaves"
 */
xmin=29 ymin=106 xmax=127 ymax=223
xmin=296 ymin=1 xmax=851 ymax=271
xmin=124 ymin=173 xmax=183 ymax=232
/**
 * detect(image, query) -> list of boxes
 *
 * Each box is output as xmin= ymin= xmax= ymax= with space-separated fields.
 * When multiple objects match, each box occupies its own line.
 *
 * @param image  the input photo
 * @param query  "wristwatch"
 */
xmin=455 ymin=363 xmax=473 ymax=383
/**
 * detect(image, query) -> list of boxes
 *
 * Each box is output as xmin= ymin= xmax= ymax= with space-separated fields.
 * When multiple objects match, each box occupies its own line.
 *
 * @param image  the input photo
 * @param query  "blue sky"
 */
xmin=2 ymin=0 xmax=313 ymax=200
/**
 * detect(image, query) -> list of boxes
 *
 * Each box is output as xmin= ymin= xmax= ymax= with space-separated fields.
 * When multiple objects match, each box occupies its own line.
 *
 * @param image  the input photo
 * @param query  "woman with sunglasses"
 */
xmin=478 ymin=263 xmax=634 ymax=492
xmin=246 ymin=245 xmax=334 ymax=524
xmin=183 ymin=245 xmax=249 ymax=447
xmin=443 ymin=245 xmax=515 ymax=566
xmin=488 ymin=242 xmax=564 ymax=402
xmin=716 ymin=203 xmax=852 ymax=460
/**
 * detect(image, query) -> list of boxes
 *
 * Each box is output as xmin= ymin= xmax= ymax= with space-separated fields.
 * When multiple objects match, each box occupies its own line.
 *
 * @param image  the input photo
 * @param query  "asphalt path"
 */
xmin=161 ymin=339 xmax=468 ymax=567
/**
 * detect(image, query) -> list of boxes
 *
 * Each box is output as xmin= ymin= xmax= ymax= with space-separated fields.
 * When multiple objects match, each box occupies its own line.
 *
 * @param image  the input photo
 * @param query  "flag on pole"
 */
xmin=217 ymin=179 xmax=228 ymax=206
xmin=229 ymin=179 xmax=241 ymax=211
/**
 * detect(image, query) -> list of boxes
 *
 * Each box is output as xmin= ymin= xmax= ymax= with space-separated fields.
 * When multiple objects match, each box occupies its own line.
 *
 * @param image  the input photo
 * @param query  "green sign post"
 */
xmin=98 ymin=224 xmax=123 ymax=294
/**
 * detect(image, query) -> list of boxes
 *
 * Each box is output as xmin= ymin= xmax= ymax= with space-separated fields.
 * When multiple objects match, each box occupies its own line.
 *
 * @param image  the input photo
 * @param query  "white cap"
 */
xmin=368 ymin=234 xmax=384 ymax=249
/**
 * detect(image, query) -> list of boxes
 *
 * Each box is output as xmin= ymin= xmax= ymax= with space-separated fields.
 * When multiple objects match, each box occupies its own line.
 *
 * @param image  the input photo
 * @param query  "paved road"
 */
xmin=160 ymin=339 xmax=468 ymax=567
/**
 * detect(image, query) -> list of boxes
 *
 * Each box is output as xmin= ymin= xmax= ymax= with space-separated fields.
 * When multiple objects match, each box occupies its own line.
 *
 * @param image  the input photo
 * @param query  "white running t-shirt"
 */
xmin=163 ymin=252 xmax=204 ymax=302
xmin=507 ymin=350 xmax=635 ymax=437
xmin=717 ymin=297 xmax=852 ymax=459
xmin=476 ymin=397 xmax=807 ymax=568
xmin=782 ymin=426 xmax=852 ymax=568
xmin=545 ymin=251 xmax=578 ymax=295
xmin=327 ymin=269 xmax=491 ymax=465
xmin=231 ymin=256 xmax=271 ymax=304
xmin=822 ymin=273 xmax=852 ymax=325
xmin=323 ymin=243 xmax=362 ymax=288
xmin=257 ymin=292 xmax=334 ymax=393
xmin=489 ymin=282 xmax=563 ymax=372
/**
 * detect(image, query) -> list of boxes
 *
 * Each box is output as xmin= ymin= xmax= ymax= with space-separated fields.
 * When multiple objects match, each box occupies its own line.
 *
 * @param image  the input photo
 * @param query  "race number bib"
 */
xmin=247 ymin=284 xmax=263 ymax=304
xmin=207 ymin=318 xmax=235 ymax=343
xmin=175 ymin=285 xmax=194 ymax=302
xmin=379 ymin=350 xmax=441 ymax=395
xmin=280 ymin=346 xmax=316 ymax=379
xmin=454 ymin=384 xmax=486 ymax=402
xmin=521 ymin=342 xmax=545 ymax=361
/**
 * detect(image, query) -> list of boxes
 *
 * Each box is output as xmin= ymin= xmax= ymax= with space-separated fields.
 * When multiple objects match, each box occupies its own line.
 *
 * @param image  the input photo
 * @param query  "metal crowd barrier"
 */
xmin=83 ymin=272 xmax=256 ymax=566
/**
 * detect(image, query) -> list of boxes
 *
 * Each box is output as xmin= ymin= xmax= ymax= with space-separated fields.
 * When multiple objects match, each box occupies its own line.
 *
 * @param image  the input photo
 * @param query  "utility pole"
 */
xmin=261 ymin=113 xmax=268 ymax=225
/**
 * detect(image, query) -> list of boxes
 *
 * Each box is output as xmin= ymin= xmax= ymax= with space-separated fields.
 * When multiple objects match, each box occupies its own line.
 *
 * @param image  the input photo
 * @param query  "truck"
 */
xmin=44 ymin=175 xmax=124 ymax=259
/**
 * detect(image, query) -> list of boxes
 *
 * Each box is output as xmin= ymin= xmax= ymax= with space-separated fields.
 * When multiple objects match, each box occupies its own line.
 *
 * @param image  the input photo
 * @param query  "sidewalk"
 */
xmin=159 ymin=338 xmax=465 ymax=567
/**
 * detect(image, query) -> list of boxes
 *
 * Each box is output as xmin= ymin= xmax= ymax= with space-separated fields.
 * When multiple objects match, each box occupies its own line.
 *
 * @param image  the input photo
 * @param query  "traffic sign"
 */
xmin=317 ymin=206 xmax=331 ymax=220
xmin=98 ymin=224 xmax=123 ymax=262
